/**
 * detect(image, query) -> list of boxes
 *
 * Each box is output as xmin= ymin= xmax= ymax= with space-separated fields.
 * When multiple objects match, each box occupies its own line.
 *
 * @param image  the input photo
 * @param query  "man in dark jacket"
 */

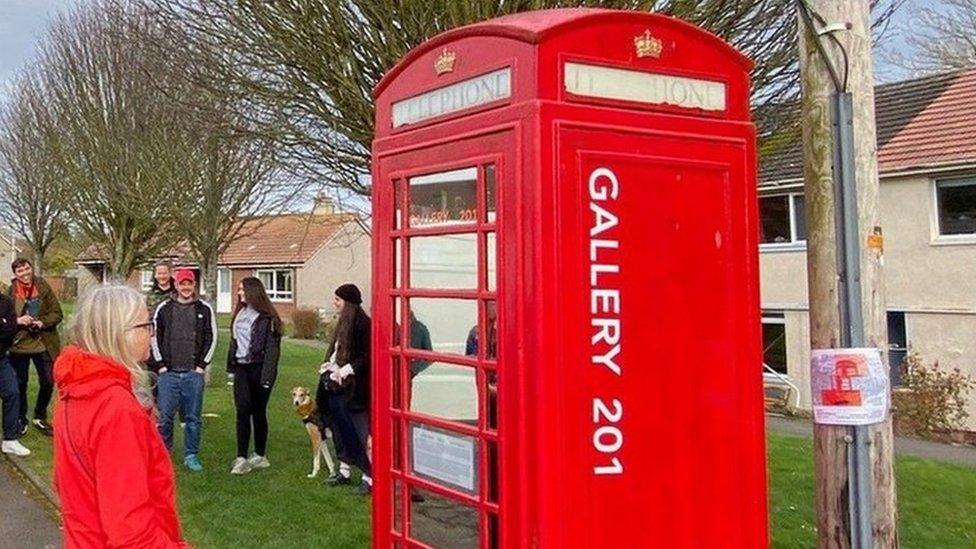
xmin=146 ymin=260 xmax=177 ymax=374
xmin=0 ymin=292 xmax=29 ymax=456
xmin=7 ymin=258 xmax=62 ymax=436
xmin=151 ymin=268 xmax=216 ymax=472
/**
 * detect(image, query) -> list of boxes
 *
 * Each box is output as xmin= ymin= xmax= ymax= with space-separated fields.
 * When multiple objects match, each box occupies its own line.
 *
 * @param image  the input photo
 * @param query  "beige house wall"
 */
xmin=759 ymin=172 xmax=976 ymax=429
xmin=296 ymin=221 xmax=372 ymax=316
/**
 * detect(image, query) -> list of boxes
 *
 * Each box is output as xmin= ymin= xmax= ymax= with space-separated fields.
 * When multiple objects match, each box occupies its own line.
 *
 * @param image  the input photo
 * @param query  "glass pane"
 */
xmin=393 ymin=239 xmax=402 ymax=288
xmin=393 ymin=420 xmax=403 ymax=471
xmin=258 ymin=271 xmax=273 ymax=289
xmin=792 ymin=194 xmax=807 ymax=242
xmin=409 ymin=234 xmax=477 ymax=289
xmin=409 ymin=487 xmax=479 ymax=549
xmin=487 ymin=440 xmax=499 ymax=504
xmin=392 ymin=358 xmax=402 ymax=409
xmin=761 ymin=317 xmax=787 ymax=375
xmin=409 ymin=362 xmax=478 ymax=423
xmin=485 ymin=164 xmax=496 ymax=223
xmin=393 ymin=478 xmax=403 ymax=533
xmin=486 ymin=232 xmax=497 ymax=292
xmin=485 ymin=369 xmax=498 ymax=431
xmin=938 ymin=181 xmax=976 ymax=235
xmin=394 ymin=179 xmax=403 ymax=230
xmin=392 ymin=298 xmax=403 ymax=346
xmin=409 ymin=167 xmax=477 ymax=227
xmin=759 ymin=195 xmax=791 ymax=244
xmin=218 ymin=270 xmax=230 ymax=292
xmin=410 ymin=423 xmax=479 ymax=495
xmin=276 ymin=270 xmax=292 ymax=292
xmin=479 ymin=300 xmax=498 ymax=361
xmin=409 ymin=299 xmax=477 ymax=356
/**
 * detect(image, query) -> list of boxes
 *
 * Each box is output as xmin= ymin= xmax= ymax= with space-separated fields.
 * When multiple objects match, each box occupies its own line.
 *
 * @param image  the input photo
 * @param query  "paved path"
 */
xmin=767 ymin=415 xmax=976 ymax=468
xmin=0 ymin=459 xmax=60 ymax=548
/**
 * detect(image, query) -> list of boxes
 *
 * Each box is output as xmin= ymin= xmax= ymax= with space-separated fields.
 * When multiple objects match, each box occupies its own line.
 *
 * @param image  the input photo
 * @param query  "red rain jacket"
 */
xmin=53 ymin=345 xmax=190 ymax=548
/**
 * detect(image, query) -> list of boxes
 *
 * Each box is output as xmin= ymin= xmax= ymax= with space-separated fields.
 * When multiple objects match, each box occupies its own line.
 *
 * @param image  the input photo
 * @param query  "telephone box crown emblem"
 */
xmin=634 ymin=29 xmax=663 ymax=59
xmin=435 ymin=48 xmax=457 ymax=75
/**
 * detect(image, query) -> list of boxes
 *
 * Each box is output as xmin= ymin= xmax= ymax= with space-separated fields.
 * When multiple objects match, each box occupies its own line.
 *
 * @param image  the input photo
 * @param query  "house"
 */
xmin=759 ymin=68 xmax=976 ymax=428
xmin=76 ymin=203 xmax=371 ymax=318
xmin=0 ymin=230 xmax=22 ymax=291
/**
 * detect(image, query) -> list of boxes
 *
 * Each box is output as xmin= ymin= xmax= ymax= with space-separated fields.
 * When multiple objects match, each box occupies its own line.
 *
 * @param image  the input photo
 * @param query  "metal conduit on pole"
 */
xmin=796 ymin=0 xmax=899 ymax=547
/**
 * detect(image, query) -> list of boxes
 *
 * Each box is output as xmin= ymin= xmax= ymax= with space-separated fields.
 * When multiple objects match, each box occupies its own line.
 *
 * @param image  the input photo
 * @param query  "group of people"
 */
xmin=0 ymin=258 xmax=62 ymax=458
xmin=0 ymin=256 xmax=373 ymax=547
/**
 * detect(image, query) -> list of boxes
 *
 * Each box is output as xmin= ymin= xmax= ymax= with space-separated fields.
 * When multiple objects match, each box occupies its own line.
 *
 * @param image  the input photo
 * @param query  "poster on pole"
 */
xmin=810 ymin=348 xmax=889 ymax=425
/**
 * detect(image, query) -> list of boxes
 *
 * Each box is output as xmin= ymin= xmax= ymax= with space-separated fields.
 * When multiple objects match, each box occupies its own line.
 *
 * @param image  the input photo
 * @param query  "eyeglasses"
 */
xmin=129 ymin=321 xmax=155 ymax=335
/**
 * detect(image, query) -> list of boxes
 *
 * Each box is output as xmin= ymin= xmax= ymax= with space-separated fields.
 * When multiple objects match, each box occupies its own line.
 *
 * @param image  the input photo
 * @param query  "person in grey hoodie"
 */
xmin=225 ymin=277 xmax=281 ymax=475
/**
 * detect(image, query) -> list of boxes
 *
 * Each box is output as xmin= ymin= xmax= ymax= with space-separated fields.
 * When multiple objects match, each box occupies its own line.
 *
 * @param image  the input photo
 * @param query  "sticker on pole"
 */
xmin=810 ymin=348 xmax=889 ymax=425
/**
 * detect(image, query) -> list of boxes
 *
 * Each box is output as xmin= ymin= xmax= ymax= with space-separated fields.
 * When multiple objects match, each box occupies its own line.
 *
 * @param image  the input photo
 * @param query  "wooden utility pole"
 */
xmin=797 ymin=1 xmax=898 ymax=547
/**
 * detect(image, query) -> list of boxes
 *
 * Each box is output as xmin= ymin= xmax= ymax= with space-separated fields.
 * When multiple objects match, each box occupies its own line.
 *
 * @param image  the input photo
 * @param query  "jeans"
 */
xmin=157 ymin=370 xmax=205 ymax=457
xmin=9 ymin=351 xmax=53 ymax=424
xmin=233 ymin=363 xmax=272 ymax=458
xmin=0 ymin=358 xmax=21 ymax=440
xmin=326 ymin=392 xmax=370 ymax=477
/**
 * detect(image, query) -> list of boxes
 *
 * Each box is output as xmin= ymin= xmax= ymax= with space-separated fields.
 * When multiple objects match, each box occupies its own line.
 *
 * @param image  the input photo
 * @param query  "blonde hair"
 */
xmin=70 ymin=284 xmax=151 ymax=400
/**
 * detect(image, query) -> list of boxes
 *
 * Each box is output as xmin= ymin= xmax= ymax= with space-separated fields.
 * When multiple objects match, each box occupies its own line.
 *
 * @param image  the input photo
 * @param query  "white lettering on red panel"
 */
xmin=588 ymin=167 xmax=623 ymax=476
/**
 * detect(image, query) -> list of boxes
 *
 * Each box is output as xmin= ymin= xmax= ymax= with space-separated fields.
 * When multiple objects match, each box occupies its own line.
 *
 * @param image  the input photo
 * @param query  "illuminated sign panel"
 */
xmin=392 ymin=68 xmax=512 ymax=128
xmin=565 ymin=62 xmax=727 ymax=112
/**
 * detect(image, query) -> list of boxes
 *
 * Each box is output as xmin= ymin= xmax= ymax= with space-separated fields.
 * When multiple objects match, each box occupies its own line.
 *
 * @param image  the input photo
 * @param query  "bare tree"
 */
xmin=169 ymin=117 xmax=294 ymax=302
xmin=0 ymin=73 xmax=66 ymax=276
xmin=36 ymin=1 xmax=193 ymax=278
xmin=879 ymin=0 xmax=976 ymax=78
xmin=145 ymin=0 xmax=911 ymax=196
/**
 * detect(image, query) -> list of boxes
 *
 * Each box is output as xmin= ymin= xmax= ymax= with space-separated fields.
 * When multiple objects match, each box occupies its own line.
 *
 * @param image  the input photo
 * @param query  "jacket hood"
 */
xmin=54 ymin=345 xmax=133 ymax=400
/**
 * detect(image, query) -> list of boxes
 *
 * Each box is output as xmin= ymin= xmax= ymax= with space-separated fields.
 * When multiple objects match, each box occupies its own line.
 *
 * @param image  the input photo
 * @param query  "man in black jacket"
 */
xmin=151 ymin=269 xmax=216 ymax=472
xmin=0 ymin=292 xmax=29 ymax=456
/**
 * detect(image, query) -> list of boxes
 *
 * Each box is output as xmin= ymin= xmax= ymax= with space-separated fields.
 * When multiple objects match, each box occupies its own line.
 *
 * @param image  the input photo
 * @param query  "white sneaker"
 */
xmin=247 ymin=454 xmax=270 ymax=469
xmin=2 ymin=440 xmax=31 ymax=457
xmin=230 ymin=457 xmax=252 ymax=475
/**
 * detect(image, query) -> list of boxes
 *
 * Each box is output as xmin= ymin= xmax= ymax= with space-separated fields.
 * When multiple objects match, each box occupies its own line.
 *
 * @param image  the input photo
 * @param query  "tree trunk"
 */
xmin=198 ymin=253 xmax=220 ymax=386
xmin=799 ymin=2 xmax=898 ymax=547
xmin=30 ymin=244 xmax=44 ymax=277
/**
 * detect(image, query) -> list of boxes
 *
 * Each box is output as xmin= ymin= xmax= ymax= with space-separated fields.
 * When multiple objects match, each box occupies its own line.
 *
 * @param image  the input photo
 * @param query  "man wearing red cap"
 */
xmin=151 ymin=268 xmax=216 ymax=472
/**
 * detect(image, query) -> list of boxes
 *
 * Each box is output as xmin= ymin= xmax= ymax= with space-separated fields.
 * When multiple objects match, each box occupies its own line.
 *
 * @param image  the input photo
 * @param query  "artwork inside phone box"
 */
xmin=371 ymin=8 xmax=766 ymax=548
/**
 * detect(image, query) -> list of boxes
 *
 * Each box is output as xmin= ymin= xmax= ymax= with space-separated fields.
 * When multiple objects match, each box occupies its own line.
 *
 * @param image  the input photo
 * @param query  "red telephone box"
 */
xmin=371 ymin=9 xmax=767 ymax=548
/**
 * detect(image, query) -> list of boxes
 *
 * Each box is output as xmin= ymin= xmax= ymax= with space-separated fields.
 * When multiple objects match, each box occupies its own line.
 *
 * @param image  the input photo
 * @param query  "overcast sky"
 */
xmin=0 ymin=0 xmax=931 ymax=95
xmin=0 ymin=0 xmax=76 ymax=91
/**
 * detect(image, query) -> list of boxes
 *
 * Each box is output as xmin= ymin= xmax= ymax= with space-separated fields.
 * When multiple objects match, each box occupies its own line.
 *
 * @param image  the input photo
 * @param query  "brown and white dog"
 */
xmin=290 ymin=386 xmax=337 ymax=479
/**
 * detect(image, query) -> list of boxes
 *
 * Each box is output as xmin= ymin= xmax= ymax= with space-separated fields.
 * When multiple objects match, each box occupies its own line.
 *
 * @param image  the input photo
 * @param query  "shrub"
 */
xmin=896 ymin=353 xmax=976 ymax=435
xmin=291 ymin=308 xmax=321 ymax=340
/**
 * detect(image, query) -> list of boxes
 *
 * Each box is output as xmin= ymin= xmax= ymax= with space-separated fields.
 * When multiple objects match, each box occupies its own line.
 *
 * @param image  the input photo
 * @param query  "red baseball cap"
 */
xmin=174 ymin=269 xmax=196 ymax=285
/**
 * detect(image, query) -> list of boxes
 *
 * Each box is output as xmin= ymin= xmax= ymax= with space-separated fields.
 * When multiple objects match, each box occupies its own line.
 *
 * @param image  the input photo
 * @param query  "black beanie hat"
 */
xmin=335 ymin=283 xmax=362 ymax=305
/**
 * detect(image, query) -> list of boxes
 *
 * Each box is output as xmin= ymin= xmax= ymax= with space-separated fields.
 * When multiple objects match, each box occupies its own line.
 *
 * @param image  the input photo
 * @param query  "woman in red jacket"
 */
xmin=53 ymin=284 xmax=190 ymax=548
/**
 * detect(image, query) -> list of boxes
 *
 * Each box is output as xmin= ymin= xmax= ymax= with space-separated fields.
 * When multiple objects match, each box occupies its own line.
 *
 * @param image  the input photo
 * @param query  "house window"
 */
xmin=887 ymin=311 xmax=908 ymax=387
xmin=936 ymin=178 xmax=976 ymax=236
xmin=256 ymin=269 xmax=294 ymax=302
xmin=759 ymin=193 xmax=806 ymax=245
xmin=761 ymin=312 xmax=788 ymax=375
xmin=140 ymin=270 xmax=153 ymax=292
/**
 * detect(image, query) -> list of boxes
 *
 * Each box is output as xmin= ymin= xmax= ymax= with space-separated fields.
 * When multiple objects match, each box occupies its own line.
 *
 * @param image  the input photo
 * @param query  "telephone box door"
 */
xmin=545 ymin=124 xmax=765 ymax=547
xmin=373 ymin=129 xmax=516 ymax=548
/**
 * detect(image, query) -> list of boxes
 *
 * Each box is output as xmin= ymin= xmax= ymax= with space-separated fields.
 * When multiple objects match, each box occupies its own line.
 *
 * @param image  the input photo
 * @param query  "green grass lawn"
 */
xmin=13 ymin=335 xmax=976 ymax=548
xmin=20 ymin=337 xmax=370 ymax=548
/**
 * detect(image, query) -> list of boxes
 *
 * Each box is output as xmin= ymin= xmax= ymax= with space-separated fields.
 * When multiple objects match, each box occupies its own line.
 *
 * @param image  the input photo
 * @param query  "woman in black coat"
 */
xmin=316 ymin=283 xmax=371 ymax=494
xmin=226 ymin=277 xmax=282 ymax=475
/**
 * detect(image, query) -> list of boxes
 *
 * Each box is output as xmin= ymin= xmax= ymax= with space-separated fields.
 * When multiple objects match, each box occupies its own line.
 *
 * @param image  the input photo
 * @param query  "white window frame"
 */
xmin=256 ymin=268 xmax=294 ymax=302
xmin=761 ymin=312 xmax=789 ymax=378
xmin=931 ymin=177 xmax=976 ymax=245
xmin=140 ymin=270 xmax=153 ymax=292
xmin=759 ymin=192 xmax=807 ymax=251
